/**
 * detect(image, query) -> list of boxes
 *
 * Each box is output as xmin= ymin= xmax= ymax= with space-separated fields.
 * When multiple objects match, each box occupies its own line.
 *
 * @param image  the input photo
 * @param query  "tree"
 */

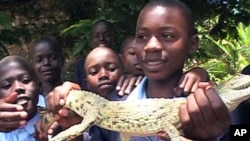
xmin=0 ymin=0 xmax=249 ymax=80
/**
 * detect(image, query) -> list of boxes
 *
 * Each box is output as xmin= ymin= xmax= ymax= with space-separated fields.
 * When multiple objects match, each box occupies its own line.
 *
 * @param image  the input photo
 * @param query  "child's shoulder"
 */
xmin=241 ymin=64 xmax=250 ymax=75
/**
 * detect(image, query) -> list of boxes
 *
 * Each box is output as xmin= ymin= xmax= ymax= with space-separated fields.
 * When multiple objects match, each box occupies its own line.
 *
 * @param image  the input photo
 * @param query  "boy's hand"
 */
xmin=35 ymin=120 xmax=49 ymax=141
xmin=0 ymin=92 xmax=27 ymax=132
xmin=116 ymin=74 xmax=144 ymax=96
xmin=174 ymin=67 xmax=209 ymax=97
xmin=46 ymin=81 xmax=81 ymax=113
xmin=46 ymin=81 xmax=83 ymax=133
xmin=179 ymin=83 xmax=230 ymax=140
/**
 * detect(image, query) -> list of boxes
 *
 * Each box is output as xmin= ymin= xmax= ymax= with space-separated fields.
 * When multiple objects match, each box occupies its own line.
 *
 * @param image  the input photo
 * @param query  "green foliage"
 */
xmin=199 ymin=23 xmax=250 ymax=82
xmin=1 ymin=0 xmax=250 ymax=81
xmin=0 ymin=12 xmax=12 ymax=29
xmin=61 ymin=19 xmax=93 ymax=55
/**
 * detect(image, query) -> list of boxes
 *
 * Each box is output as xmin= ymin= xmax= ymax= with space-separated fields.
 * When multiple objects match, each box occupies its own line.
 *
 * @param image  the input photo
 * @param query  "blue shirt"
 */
xmin=0 ymin=94 xmax=45 ymax=141
xmin=219 ymin=102 xmax=250 ymax=141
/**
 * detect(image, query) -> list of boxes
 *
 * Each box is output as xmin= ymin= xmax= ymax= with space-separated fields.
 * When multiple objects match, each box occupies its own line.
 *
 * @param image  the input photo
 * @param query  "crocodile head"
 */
xmin=216 ymin=74 xmax=250 ymax=111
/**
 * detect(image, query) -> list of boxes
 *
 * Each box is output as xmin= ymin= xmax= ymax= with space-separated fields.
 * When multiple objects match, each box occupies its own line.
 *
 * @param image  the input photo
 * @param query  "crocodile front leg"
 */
xmin=120 ymin=133 xmax=131 ymax=141
xmin=49 ymin=117 xmax=96 ymax=141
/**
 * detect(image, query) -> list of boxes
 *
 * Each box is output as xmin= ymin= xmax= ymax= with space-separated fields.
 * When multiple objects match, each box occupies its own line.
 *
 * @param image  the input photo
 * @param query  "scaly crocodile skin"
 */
xmin=42 ymin=74 xmax=250 ymax=141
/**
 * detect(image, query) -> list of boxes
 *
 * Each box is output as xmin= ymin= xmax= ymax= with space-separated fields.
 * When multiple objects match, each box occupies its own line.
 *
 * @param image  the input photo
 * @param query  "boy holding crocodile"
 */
xmin=45 ymin=0 xmax=230 ymax=140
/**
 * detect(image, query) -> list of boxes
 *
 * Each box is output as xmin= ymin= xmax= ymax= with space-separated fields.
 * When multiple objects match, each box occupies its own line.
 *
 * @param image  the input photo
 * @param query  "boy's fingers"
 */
xmin=0 ymin=111 xmax=27 ymax=120
xmin=4 ymin=92 xmax=18 ymax=103
xmin=118 ymin=77 xmax=129 ymax=96
xmin=48 ymin=121 xmax=59 ymax=135
xmin=173 ymin=87 xmax=183 ymax=97
xmin=0 ymin=102 xmax=23 ymax=111
xmin=125 ymin=77 xmax=137 ymax=94
xmin=135 ymin=75 xmax=144 ymax=86
xmin=60 ymin=82 xmax=81 ymax=100
xmin=198 ymin=82 xmax=211 ymax=88
xmin=179 ymin=103 xmax=194 ymax=131
xmin=190 ymin=81 xmax=199 ymax=94
xmin=116 ymin=76 xmax=125 ymax=90
xmin=182 ymin=79 xmax=196 ymax=96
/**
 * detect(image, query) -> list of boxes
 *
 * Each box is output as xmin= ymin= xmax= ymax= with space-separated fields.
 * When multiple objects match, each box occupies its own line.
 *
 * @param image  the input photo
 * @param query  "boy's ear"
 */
xmin=188 ymin=34 xmax=199 ymax=54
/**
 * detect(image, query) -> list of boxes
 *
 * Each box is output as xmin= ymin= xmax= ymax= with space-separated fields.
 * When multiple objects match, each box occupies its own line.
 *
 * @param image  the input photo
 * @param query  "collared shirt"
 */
xmin=0 ymin=94 xmax=46 ymax=141
xmin=38 ymin=94 xmax=46 ymax=108
xmin=0 ymin=114 xmax=40 ymax=141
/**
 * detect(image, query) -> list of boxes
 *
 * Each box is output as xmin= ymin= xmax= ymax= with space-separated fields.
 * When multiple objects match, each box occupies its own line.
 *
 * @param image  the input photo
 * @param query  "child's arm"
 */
xmin=174 ymin=67 xmax=209 ymax=97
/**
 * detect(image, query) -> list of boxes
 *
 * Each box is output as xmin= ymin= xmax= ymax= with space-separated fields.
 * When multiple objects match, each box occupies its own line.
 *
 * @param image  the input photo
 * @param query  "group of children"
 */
xmin=0 ymin=0 xmax=243 ymax=140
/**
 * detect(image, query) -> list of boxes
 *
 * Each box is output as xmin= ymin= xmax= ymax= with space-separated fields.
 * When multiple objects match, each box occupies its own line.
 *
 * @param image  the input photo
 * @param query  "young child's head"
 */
xmin=120 ymin=36 xmax=144 ymax=76
xmin=84 ymin=45 xmax=123 ymax=98
xmin=31 ymin=38 xmax=64 ymax=84
xmin=91 ymin=20 xmax=116 ymax=48
xmin=0 ymin=55 xmax=39 ymax=120
xmin=135 ymin=0 xmax=198 ymax=80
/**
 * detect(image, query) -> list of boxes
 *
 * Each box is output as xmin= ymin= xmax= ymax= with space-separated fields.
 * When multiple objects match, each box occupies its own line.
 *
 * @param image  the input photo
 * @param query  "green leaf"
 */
xmin=0 ymin=13 xmax=12 ymax=29
xmin=60 ymin=19 xmax=93 ymax=37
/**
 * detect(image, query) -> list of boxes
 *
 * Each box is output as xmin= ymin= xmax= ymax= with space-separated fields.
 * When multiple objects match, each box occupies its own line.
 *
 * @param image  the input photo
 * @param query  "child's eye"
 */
xmin=89 ymin=68 xmax=98 ymax=75
xmin=129 ymin=52 xmax=135 ymax=55
xmin=108 ymin=64 xmax=117 ymax=72
xmin=128 ymin=51 xmax=135 ymax=55
xmin=93 ymin=34 xmax=99 ymax=38
xmin=0 ymin=82 xmax=11 ymax=89
xmin=51 ymin=55 xmax=58 ymax=61
xmin=162 ymin=33 xmax=174 ymax=40
xmin=136 ymin=34 xmax=147 ymax=40
xmin=105 ymin=33 xmax=112 ymax=38
xmin=22 ymin=77 xmax=32 ymax=84
xmin=35 ymin=57 xmax=42 ymax=63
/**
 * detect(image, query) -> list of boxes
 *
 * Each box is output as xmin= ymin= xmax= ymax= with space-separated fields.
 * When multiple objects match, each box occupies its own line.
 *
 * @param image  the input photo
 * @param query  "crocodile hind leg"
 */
xmin=120 ymin=133 xmax=131 ymax=141
xmin=163 ymin=124 xmax=181 ymax=141
xmin=49 ymin=118 xmax=96 ymax=141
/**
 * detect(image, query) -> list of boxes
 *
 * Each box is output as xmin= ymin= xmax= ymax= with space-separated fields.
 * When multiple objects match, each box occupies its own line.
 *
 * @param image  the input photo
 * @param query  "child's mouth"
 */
xmin=16 ymin=96 xmax=30 ymax=106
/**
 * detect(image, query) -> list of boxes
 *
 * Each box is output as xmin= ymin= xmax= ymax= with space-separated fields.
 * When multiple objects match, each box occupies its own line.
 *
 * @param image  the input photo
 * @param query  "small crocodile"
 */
xmin=42 ymin=74 xmax=250 ymax=141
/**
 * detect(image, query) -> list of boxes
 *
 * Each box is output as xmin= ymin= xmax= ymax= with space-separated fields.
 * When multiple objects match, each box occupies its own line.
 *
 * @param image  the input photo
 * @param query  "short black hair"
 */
xmin=140 ymin=0 xmax=196 ymax=35
xmin=120 ymin=36 xmax=135 ymax=54
xmin=31 ymin=37 xmax=65 ymax=67
xmin=92 ymin=20 xmax=116 ymax=34
xmin=0 ymin=55 xmax=38 ymax=83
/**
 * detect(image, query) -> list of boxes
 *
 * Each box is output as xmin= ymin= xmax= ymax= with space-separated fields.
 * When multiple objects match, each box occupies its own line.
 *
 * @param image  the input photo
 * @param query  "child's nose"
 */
xmin=99 ymin=69 xmax=109 ymax=79
xmin=42 ymin=58 xmax=50 ymax=65
xmin=144 ymin=36 xmax=162 ymax=51
xmin=13 ymin=81 xmax=25 ymax=95
xmin=99 ymin=34 xmax=105 ymax=41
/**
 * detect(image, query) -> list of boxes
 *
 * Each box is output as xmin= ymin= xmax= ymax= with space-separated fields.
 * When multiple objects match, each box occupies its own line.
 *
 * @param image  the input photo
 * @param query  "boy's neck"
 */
xmin=146 ymin=70 xmax=183 ymax=98
xmin=27 ymin=108 xmax=37 ymax=121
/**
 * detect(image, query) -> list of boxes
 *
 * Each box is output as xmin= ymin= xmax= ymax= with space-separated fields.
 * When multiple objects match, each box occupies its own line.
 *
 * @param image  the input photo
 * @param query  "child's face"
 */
xmin=33 ymin=42 xmax=63 ymax=83
xmin=122 ymin=41 xmax=144 ymax=76
xmin=0 ymin=59 xmax=39 ymax=118
xmin=91 ymin=22 xmax=115 ymax=48
xmin=85 ymin=48 xmax=122 ymax=98
xmin=135 ymin=6 xmax=197 ymax=80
